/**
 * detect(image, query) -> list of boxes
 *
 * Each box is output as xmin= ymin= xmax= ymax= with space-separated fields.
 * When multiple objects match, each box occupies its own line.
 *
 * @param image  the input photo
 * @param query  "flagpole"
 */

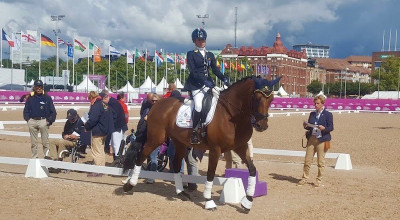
xmin=174 ymin=53 xmax=177 ymax=82
xmin=72 ymin=37 xmax=75 ymax=91
xmin=20 ymin=31 xmax=22 ymax=69
xmin=144 ymin=49 xmax=147 ymax=80
xmin=108 ymin=44 xmax=110 ymax=89
xmin=154 ymin=50 xmax=157 ymax=91
xmin=165 ymin=51 xmax=167 ymax=89
xmin=1 ymin=28 xmax=3 ymax=68
xmin=133 ymin=48 xmax=136 ymax=89
xmin=126 ymin=49 xmax=129 ymax=99
xmin=39 ymin=33 xmax=41 ymax=78
xmin=92 ymin=45 xmax=94 ymax=76
xmin=87 ymin=42 xmax=90 ymax=93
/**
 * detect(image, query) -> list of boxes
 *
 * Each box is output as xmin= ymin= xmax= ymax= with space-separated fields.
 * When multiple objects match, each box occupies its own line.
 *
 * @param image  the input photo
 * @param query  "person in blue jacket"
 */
xmin=184 ymin=28 xmax=230 ymax=145
xmin=23 ymin=79 xmax=57 ymax=158
xmin=84 ymin=91 xmax=113 ymax=175
xmin=298 ymin=95 xmax=334 ymax=187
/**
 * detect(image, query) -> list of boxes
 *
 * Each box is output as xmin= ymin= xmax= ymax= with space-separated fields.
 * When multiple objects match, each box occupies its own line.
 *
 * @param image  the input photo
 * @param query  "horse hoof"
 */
xmin=123 ymin=182 xmax=133 ymax=192
xmin=177 ymin=191 xmax=191 ymax=201
xmin=241 ymin=204 xmax=251 ymax=213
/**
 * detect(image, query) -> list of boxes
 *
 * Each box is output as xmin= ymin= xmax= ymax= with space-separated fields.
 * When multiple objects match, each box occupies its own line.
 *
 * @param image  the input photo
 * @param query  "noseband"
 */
xmin=251 ymin=86 xmax=273 ymax=123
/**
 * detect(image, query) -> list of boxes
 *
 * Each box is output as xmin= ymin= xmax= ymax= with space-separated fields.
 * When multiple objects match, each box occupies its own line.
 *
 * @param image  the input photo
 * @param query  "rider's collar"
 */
xmin=195 ymin=47 xmax=206 ymax=52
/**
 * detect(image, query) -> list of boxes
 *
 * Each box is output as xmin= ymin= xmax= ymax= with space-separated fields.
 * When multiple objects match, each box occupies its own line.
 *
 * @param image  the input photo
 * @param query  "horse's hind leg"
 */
xmin=204 ymin=147 xmax=222 ymax=211
xmin=234 ymin=144 xmax=256 ymax=213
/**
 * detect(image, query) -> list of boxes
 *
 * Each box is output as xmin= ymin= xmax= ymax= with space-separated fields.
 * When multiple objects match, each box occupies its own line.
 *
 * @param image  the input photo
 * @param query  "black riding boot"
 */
xmin=191 ymin=111 xmax=201 ymax=145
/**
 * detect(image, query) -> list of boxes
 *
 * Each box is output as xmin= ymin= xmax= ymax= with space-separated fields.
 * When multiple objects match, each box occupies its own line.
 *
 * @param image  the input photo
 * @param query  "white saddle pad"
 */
xmin=176 ymin=87 xmax=221 ymax=128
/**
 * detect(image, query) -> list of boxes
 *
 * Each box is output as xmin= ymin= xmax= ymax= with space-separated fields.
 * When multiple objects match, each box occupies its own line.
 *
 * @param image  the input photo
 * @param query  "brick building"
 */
xmin=220 ymin=33 xmax=308 ymax=97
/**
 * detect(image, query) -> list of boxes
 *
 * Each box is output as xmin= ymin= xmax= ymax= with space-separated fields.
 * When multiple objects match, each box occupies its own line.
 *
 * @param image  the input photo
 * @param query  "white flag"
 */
xmin=127 ymin=50 xmax=134 ymax=63
xmin=109 ymin=45 xmax=120 ymax=55
xmin=11 ymin=33 xmax=21 ymax=51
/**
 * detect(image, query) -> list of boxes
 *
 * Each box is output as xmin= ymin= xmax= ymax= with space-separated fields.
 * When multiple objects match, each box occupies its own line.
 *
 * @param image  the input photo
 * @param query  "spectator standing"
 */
xmin=118 ymin=93 xmax=129 ymax=124
xmin=23 ymin=79 xmax=57 ymax=158
xmin=84 ymin=91 xmax=114 ymax=176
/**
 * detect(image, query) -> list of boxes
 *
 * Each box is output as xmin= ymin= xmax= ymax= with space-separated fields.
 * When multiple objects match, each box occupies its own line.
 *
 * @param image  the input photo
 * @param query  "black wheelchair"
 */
xmin=59 ymin=131 xmax=91 ymax=164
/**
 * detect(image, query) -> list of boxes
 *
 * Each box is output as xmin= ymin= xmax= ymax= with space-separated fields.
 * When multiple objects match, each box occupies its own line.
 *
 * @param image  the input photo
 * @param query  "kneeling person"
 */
xmin=49 ymin=109 xmax=84 ymax=160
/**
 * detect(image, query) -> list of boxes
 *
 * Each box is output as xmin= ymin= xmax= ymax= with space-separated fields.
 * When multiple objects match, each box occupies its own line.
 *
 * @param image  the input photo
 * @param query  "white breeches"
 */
xmin=192 ymin=87 xmax=210 ymax=112
xmin=111 ymin=129 xmax=125 ymax=156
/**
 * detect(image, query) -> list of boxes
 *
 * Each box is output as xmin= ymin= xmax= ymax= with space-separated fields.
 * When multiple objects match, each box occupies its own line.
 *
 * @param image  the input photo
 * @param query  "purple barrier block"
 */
xmin=225 ymin=168 xmax=267 ymax=197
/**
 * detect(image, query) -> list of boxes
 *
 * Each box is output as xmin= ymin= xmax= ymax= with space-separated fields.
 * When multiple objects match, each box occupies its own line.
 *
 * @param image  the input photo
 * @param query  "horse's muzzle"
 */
xmin=253 ymin=122 xmax=268 ymax=132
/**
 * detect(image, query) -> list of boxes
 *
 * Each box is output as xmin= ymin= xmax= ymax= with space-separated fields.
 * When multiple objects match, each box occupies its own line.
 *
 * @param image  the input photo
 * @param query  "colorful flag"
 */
xmin=224 ymin=61 xmax=228 ymax=69
xmin=89 ymin=42 xmax=94 ymax=50
xmin=67 ymin=44 xmax=73 ymax=57
xmin=166 ymin=53 xmax=174 ymax=63
xmin=154 ymin=51 xmax=163 ymax=66
xmin=220 ymin=60 xmax=225 ymax=74
xmin=74 ymin=39 xmax=86 ymax=52
xmin=2 ymin=29 xmax=14 ymax=47
xmin=94 ymin=47 xmax=101 ymax=62
xmin=41 ymin=34 xmax=55 ymax=47
xmin=58 ymin=37 xmax=66 ymax=46
xmin=21 ymin=32 xmax=37 ymax=44
xmin=127 ymin=50 xmax=134 ymax=63
xmin=217 ymin=60 xmax=220 ymax=67
xmin=135 ymin=49 xmax=145 ymax=61
xmin=109 ymin=45 xmax=120 ymax=55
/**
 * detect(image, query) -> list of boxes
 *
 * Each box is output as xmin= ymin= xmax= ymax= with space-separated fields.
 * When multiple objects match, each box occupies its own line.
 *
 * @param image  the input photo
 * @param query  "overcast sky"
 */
xmin=1 ymin=0 xmax=399 ymax=60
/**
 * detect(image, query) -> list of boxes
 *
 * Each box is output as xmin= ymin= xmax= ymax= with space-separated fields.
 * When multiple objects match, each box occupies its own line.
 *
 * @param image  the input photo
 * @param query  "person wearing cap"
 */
xmin=184 ymin=28 xmax=230 ymax=145
xmin=84 ymin=90 xmax=114 ymax=175
xmin=48 ymin=109 xmax=84 ymax=161
xmin=23 ymin=79 xmax=57 ymax=158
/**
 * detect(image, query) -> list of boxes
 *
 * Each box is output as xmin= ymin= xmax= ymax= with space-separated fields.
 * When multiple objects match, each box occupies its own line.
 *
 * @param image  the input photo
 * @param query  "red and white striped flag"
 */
xmin=58 ymin=37 xmax=66 ymax=46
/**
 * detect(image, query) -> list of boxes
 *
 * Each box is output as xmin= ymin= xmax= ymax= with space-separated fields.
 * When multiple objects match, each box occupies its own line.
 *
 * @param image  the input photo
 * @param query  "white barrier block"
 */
xmin=338 ymin=111 xmax=342 ymax=114
xmin=0 ymin=122 xmax=4 ymax=130
xmin=11 ymin=107 xmax=17 ymax=110
xmin=296 ymin=109 xmax=299 ymax=112
xmin=2 ymin=107 xmax=7 ymax=111
xmin=286 ymin=113 xmax=291 ymax=116
xmin=269 ymin=114 xmax=274 ymax=118
xmin=25 ymin=159 xmax=49 ymax=178
xmin=334 ymin=154 xmax=352 ymax=170
xmin=219 ymin=177 xmax=246 ymax=204
xmin=302 ymin=112 xmax=306 ymax=116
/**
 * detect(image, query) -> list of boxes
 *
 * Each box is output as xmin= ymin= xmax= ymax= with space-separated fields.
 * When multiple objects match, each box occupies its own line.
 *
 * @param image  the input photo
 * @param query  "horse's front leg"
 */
xmin=204 ymin=147 xmax=221 ymax=211
xmin=123 ymin=142 xmax=158 ymax=192
xmin=234 ymin=144 xmax=256 ymax=213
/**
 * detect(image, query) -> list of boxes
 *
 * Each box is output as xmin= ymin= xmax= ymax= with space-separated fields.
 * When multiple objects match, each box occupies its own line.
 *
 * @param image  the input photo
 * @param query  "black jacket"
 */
xmin=305 ymin=109 xmax=334 ymax=142
xmin=184 ymin=50 xmax=226 ymax=91
xmin=62 ymin=117 xmax=84 ymax=137
xmin=23 ymin=92 xmax=57 ymax=125
xmin=108 ymin=97 xmax=128 ymax=132
xmin=85 ymin=99 xmax=113 ymax=136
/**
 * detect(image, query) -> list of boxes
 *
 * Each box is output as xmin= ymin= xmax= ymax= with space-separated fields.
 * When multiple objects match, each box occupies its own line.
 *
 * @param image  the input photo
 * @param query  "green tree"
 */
xmin=307 ymin=80 xmax=322 ymax=95
xmin=371 ymin=57 xmax=400 ymax=91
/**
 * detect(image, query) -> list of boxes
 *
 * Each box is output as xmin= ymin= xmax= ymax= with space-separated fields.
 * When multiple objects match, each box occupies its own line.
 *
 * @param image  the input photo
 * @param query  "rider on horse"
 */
xmin=184 ymin=28 xmax=230 ymax=145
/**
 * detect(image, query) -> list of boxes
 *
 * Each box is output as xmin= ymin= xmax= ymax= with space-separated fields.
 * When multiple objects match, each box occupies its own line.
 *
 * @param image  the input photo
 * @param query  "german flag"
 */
xmin=41 ymin=34 xmax=55 ymax=47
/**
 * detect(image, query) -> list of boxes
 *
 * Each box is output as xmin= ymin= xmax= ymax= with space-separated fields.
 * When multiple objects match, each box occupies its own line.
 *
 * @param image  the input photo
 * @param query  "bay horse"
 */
xmin=123 ymin=76 xmax=281 ymax=212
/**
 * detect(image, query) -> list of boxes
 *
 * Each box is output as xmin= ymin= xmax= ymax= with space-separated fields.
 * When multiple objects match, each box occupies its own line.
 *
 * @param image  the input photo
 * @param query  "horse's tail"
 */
xmin=122 ymin=141 xmax=142 ymax=174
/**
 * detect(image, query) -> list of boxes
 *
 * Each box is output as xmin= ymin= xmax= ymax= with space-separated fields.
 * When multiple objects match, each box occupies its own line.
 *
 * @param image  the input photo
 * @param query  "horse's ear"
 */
xmin=267 ymin=76 xmax=282 ymax=88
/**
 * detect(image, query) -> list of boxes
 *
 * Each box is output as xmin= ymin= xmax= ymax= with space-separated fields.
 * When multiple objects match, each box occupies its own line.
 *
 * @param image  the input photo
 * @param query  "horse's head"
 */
xmin=251 ymin=76 xmax=281 ymax=132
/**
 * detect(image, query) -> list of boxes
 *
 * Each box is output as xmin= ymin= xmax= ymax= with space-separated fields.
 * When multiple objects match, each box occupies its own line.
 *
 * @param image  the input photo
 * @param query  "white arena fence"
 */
xmin=0 ymin=156 xmax=245 ymax=203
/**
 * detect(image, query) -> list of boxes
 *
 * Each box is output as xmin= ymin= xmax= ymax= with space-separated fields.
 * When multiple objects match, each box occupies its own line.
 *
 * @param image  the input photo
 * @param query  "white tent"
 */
xmin=139 ymin=76 xmax=156 ymax=93
xmin=75 ymin=76 xmax=99 ymax=92
xmin=362 ymin=91 xmax=400 ymax=99
xmin=117 ymin=81 xmax=137 ymax=93
xmin=174 ymin=78 xmax=184 ymax=89
xmin=275 ymin=86 xmax=288 ymax=97
xmin=156 ymin=77 xmax=168 ymax=93
xmin=27 ymin=79 xmax=34 ymax=86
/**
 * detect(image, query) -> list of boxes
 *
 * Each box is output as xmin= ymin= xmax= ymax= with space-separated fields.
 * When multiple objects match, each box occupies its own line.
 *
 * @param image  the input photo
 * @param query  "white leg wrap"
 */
xmin=174 ymin=173 xmax=184 ymax=194
xmin=205 ymin=199 xmax=217 ymax=210
xmin=129 ymin=165 xmax=142 ymax=186
xmin=241 ymin=196 xmax=253 ymax=210
xmin=203 ymin=181 xmax=213 ymax=199
xmin=246 ymin=176 xmax=256 ymax=197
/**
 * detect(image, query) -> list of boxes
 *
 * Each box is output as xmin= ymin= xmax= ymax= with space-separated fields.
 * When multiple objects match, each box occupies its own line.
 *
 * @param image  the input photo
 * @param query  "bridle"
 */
xmin=251 ymin=86 xmax=273 ymax=123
